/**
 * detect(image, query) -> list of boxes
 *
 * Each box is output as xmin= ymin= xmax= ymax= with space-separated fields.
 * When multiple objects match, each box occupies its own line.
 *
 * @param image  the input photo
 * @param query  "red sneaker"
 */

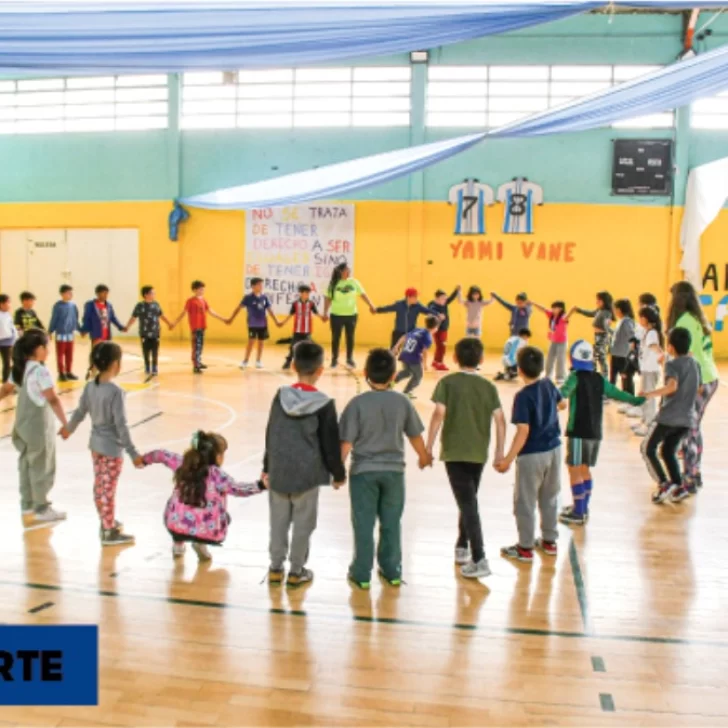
xmin=432 ymin=361 xmax=447 ymax=371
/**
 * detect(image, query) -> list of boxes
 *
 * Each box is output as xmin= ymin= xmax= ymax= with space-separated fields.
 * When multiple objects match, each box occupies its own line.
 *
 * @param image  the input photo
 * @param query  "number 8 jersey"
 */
xmin=448 ymin=179 xmax=494 ymax=235
xmin=497 ymin=178 xmax=543 ymax=234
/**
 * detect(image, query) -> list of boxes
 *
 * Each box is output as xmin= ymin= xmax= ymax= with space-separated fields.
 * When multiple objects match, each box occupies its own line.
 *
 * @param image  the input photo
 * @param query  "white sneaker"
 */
xmin=172 ymin=542 xmax=186 ymax=558
xmin=25 ymin=506 xmax=67 ymax=530
xmin=626 ymin=407 xmax=642 ymax=418
xmin=192 ymin=543 xmax=212 ymax=561
xmin=239 ymin=361 xmax=249 ymax=370
xmin=460 ymin=558 xmax=492 ymax=579
xmin=617 ymin=404 xmax=631 ymax=414
xmin=255 ymin=361 xmax=264 ymax=370
xmin=454 ymin=547 xmax=470 ymax=565
xmin=633 ymin=425 xmax=649 ymax=437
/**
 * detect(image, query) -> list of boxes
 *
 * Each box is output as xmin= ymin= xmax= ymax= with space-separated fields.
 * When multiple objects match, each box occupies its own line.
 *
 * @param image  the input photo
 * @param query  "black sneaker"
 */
xmin=686 ymin=483 xmax=699 ymax=496
xmin=286 ymin=568 xmax=313 ymax=588
xmin=330 ymin=359 xmax=339 ymax=369
xmin=346 ymin=360 xmax=356 ymax=369
xmin=348 ymin=574 xmax=371 ymax=590
xmin=199 ymin=363 xmax=208 ymax=370
xmin=494 ymin=372 xmax=505 ymax=381
xmin=58 ymin=373 xmax=67 ymax=382
xmin=377 ymin=568 xmax=401 ymax=587
xmin=652 ymin=483 xmax=676 ymax=504
xmin=101 ymin=528 xmax=135 ymax=546
xmin=65 ymin=373 xmax=79 ymax=381
xmin=559 ymin=506 xmax=586 ymax=526
xmin=193 ymin=367 xmax=203 ymax=374
xmin=670 ymin=485 xmax=691 ymax=503
xmin=282 ymin=362 xmax=292 ymax=370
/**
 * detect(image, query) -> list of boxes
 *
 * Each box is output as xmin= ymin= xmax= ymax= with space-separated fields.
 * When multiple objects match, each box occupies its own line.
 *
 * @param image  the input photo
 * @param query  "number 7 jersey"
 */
xmin=448 ymin=179 xmax=495 ymax=235
xmin=497 ymin=178 xmax=543 ymax=234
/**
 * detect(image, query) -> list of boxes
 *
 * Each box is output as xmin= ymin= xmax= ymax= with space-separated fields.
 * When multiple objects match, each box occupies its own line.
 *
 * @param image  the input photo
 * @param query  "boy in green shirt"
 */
xmin=427 ymin=338 xmax=505 ymax=579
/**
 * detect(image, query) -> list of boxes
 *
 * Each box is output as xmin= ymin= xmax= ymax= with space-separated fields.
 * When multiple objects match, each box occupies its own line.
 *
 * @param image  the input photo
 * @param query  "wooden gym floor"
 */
xmin=1 ymin=340 xmax=727 ymax=727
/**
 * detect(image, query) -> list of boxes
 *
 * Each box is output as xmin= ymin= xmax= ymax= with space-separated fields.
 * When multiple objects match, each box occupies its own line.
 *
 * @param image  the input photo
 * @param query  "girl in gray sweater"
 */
xmin=62 ymin=342 xmax=143 ymax=546
xmin=610 ymin=299 xmax=637 ymax=394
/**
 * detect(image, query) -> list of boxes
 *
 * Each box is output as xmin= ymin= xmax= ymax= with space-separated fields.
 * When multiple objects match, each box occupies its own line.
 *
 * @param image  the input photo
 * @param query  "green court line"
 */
xmin=600 ymin=693 xmax=616 ymax=712
xmin=591 ymin=656 xmax=606 ymax=672
xmin=569 ymin=536 xmax=593 ymax=634
xmin=6 ymin=579 xmax=728 ymax=649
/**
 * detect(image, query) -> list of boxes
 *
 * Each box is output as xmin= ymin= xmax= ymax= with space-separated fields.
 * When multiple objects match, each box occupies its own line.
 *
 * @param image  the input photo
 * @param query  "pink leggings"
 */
xmin=92 ymin=452 xmax=123 ymax=529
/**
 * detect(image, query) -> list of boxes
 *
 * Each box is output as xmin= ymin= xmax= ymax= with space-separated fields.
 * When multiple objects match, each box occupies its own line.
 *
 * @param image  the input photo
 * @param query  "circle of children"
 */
xmin=0 ymin=271 xmax=718 ymax=585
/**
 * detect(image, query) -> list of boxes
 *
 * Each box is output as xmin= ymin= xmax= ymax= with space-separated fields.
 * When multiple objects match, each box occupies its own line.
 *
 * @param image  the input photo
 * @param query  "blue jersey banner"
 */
xmin=0 ymin=625 xmax=98 ymax=706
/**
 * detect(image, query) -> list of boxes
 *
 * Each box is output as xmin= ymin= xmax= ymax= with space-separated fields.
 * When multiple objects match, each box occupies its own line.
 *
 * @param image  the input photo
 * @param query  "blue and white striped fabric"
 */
xmin=181 ymin=43 xmax=728 ymax=210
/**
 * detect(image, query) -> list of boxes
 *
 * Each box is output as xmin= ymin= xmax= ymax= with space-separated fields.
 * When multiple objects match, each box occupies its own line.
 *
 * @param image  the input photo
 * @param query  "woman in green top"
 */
xmin=323 ymin=263 xmax=376 ymax=368
xmin=667 ymin=281 xmax=719 ymax=492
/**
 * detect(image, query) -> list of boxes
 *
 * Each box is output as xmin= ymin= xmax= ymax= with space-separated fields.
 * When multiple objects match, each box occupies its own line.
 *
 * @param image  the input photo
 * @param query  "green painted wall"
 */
xmin=1 ymin=13 xmax=728 ymax=205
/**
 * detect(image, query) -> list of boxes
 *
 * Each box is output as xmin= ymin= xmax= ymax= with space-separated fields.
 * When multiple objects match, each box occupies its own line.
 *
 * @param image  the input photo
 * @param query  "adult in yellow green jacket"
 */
xmin=667 ymin=281 xmax=719 ymax=493
xmin=323 ymin=263 xmax=376 ymax=369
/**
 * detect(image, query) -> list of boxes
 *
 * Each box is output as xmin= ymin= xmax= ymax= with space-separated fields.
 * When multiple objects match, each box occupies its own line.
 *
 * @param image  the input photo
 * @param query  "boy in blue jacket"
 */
xmin=377 ymin=288 xmax=442 ymax=349
xmin=82 ymin=284 xmax=126 ymax=345
xmin=49 ymin=284 xmax=83 ymax=381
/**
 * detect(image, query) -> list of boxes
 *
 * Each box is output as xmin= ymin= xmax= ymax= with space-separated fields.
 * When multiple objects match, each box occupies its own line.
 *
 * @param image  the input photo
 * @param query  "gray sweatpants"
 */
xmin=514 ymin=447 xmax=561 ymax=549
xmin=545 ymin=342 xmax=567 ymax=383
xmin=394 ymin=362 xmax=423 ymax=394
xmin=269 ymin=487 xmax=320 ymax=573
xmin=641 ymin=371 xmax=659 ymax=424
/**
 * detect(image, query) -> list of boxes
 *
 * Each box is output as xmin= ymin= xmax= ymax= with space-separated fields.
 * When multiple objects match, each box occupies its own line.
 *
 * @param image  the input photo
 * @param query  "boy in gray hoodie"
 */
xmin=263 ymin=340 xmax=346 ymax=587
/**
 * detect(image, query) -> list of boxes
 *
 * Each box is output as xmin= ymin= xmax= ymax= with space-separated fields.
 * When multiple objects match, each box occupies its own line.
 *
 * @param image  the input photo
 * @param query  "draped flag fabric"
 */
xmin=181 ymin=44 xmax=728 ymax=210
xmin=0 ymin=1 xmax=596 ymax=73
xmin=1 ymin=2 xmax=728 ymax=74
xmin=181 ymin=133 xmax=487 ymax=209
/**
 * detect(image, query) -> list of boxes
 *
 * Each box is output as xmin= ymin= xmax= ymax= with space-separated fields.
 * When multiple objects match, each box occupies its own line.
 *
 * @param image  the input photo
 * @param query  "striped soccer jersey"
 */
xmin=497 ymin=178 xmax=544 ymax=234
xmin=290 ymin=299 xmax=318 ymax=335
xmin=448 ymin=179 xmax=494 ymax=235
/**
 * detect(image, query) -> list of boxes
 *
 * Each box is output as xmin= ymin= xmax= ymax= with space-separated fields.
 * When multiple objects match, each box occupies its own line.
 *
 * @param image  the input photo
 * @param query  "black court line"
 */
xmin=0 ymin=366 xmax=143 ymax=417
xmin=569 ymin=537 xmax=592 ymax=634
xmin=599 ymin=693 xmax=616 ymax=712
xmin=9 ymin=578 xmax=728 ymax=649
xmin=130 ymin=411 xmax=163 ymax=429
xmin=27 ymin=601 xmax=54 ymax=614
xmin=591 ymin=656 xmax=606 ymax=672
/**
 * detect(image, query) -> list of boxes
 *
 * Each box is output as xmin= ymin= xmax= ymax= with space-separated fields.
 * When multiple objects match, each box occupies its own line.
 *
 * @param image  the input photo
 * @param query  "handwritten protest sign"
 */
xmin=244 ymin=205 xmax=355 ymax=313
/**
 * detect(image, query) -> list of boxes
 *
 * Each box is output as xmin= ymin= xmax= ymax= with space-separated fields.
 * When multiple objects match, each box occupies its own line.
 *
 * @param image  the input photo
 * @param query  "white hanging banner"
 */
xmin=244 ymin=204 xmax=355 ymax=314
xmin=680 ymin=156 xmax=728 ymax=289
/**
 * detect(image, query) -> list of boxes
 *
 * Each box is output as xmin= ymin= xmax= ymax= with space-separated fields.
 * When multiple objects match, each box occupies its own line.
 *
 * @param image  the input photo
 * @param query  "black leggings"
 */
xmin=141 ymin=338 xmax=160 ymax=373
xmin=445 ymin=461 xmax=486 ymax=563
xmin=643 ymin=423 xmax=689 ymax=486
xmin=0 ymin=346 xmax=11 ymax=383
xmin=610 ymin=355 xmax=635 ymax=394
xmin=330 ymin=314 xmax=357 ymax=363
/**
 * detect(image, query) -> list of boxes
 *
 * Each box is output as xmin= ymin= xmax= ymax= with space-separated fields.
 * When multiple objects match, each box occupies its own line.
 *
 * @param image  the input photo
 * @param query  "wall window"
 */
xmin=0 ymin=75 xmax=168 ymax=134
xmin=182 ymin=67 xmax=411 ymax=129
xmin=426 ymin=64 xmax=673 ymax=129
xmin=691 ymin=91 xmax=728 ymax=129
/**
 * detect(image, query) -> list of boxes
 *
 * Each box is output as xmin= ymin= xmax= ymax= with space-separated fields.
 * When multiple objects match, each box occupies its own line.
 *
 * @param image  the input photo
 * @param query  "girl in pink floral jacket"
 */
xmin=143 ymin=430 xmax=264 ymax=561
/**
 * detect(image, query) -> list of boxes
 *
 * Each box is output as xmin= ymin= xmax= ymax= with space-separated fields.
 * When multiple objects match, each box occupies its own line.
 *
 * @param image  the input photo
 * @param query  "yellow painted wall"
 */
xmin=1 ymin=200 xmax=726 ymax=357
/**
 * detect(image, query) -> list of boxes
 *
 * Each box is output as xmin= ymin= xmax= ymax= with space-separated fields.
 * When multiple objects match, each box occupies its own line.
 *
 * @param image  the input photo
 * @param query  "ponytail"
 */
xmin=88 ymin=342 xmax=122 ymax=384
xmin=639 ymin=306 xmax=664 ymax=348
xmin=11 ymin=329 xmax=48 ymax=386
xmin=174 ymin=431 xmax=228 ymax=507
xmin=327 ymin=262 xmax=348 ymax=299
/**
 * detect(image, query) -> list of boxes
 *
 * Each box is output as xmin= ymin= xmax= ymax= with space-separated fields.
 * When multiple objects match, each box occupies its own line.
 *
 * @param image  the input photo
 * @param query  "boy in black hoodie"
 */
xmin=263 ymin=341 xmax=346 ymax=587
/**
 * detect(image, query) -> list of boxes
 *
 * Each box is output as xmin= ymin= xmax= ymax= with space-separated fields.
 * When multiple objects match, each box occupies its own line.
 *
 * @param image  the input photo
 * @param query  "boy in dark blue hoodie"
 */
xmin=376 ymin=288 xmax=441 ymax=349
xmin=262 ymin=341 xmax=346 ymax=588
